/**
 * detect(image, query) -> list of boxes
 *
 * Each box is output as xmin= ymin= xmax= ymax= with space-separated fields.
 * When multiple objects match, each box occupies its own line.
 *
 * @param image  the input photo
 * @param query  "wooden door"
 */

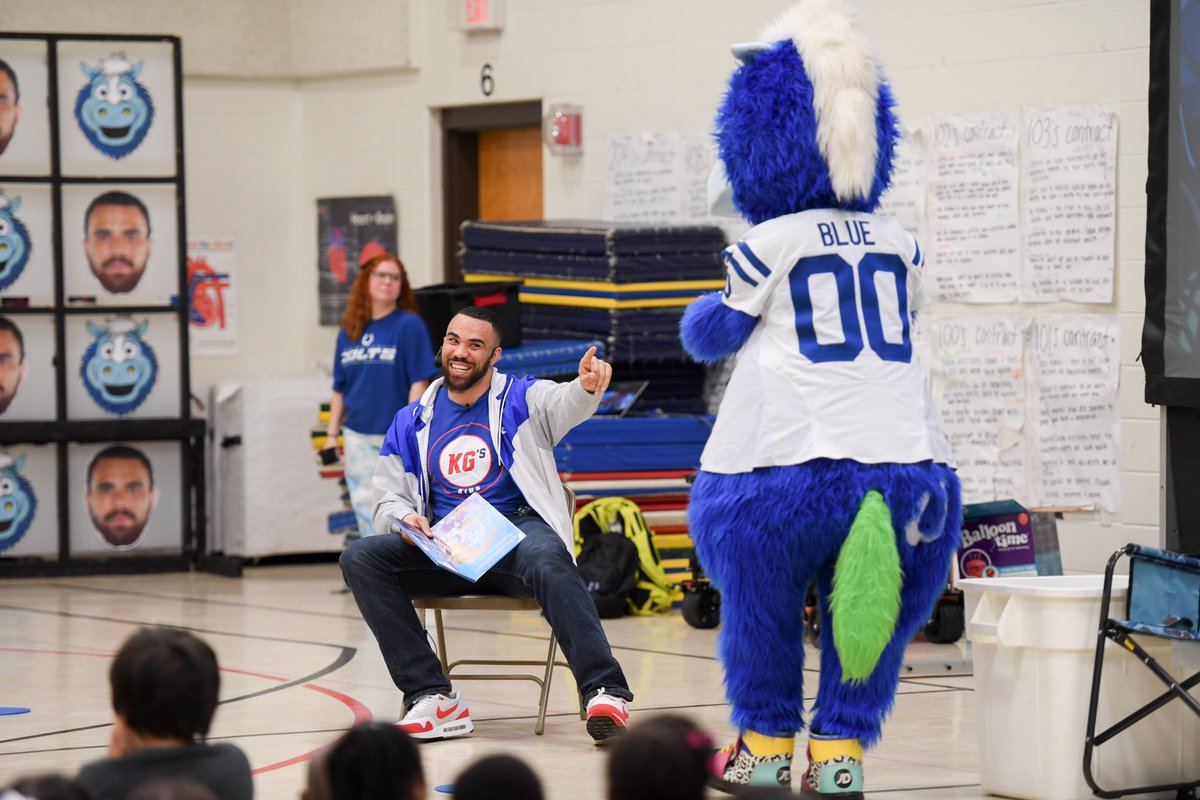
xmin=478 ymin=126 xmax=543 ymax=221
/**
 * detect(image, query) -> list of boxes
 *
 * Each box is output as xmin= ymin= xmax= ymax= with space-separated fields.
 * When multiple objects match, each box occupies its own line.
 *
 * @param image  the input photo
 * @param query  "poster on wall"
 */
xmin=68 ymin=440 xmax=182 ymax=554
xmin=0 ymin=182 xmax=53 ymax=304
xmin=0 ymin=314 xmax=55 ymax=421
xmin=877 ymin=128 xmax=928 ymax=244
xmin=0 ymin=38 xmax=52 ymax=176
xmin=61 ymin=182 xmax=179 ymax=305
xmin=0 ymin=444 xmax=58 ymax=558
xmin=187 ymin=237 xmax=237 ymax=356
xmin=55 ymin=39 xmax=177 ymax=178
xmin=316 ymin=195 xmax=397 ymax=326
xmin=1020 ymin=105 xmax=1118 ymax=303
xmin=926 ymin=112 xmax=1022 ymax=303
xmin=65 ymin=312 xmax=180 ymax=420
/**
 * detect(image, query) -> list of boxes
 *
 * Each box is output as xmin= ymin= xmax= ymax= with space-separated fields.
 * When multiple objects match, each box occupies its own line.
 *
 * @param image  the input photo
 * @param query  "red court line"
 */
xmin=249 ymin=682 xmax=373 ymax=775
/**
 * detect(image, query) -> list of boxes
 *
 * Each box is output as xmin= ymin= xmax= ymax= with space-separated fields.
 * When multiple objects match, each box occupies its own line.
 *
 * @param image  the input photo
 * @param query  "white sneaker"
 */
xmin=585 ymin=687 xmax=630 ymax=743
xmin=397 ymin=691 xmax=473 ymax=740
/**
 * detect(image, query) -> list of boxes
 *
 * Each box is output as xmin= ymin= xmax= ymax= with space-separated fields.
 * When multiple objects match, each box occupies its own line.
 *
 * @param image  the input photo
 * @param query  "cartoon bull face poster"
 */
xmin=74 ymin=53 xmax=155 ymax=159
xmin=56 ymin=41 xmax=176 ymax=178
xmin=0 ymin=452 xmax=37 ymax=553
xmin=0 ymin=192 xmax=31 ymax=291
xmin=0 ymin=184 xmax=53 ymax=303
xmin=67 ymin=314 xmax=180 ymax=419
xmin=79 ymin=317 xmax=158 ymax=414
xmin=0 ymin=445 xmax=58 ymax=557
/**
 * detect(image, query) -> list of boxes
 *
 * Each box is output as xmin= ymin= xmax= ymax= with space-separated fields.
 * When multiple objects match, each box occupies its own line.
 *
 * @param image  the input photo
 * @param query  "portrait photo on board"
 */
xmin=69 ymin=441 xmax=181 ymax=554
xmin=55 ymin=39 xmax=176 ymax=178
xmin=66 ymin=312 xmax=180 ymax=420
xmin=0 ymin=39 xmax=52 ymax=175
xmin=0 ymin=314 xmax=54 ymax=421
xmin=0 ymin=444 xmax=58 ymax=558
xmin=62 ymin=183 xmax=178 ymax=303
xmin=0 ymin=183 xmax=53 ymax=302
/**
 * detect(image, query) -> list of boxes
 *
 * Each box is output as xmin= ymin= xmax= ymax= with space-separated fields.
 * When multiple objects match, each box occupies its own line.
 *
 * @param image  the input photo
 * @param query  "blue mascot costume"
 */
xmin=681 ymin=1 xmax=961 ymax=796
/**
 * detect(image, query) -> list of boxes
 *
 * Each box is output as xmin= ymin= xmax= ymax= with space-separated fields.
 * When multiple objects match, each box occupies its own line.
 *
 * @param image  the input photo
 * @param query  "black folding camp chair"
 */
xmin=1083 ymin=544 xmax=1200 ymax=799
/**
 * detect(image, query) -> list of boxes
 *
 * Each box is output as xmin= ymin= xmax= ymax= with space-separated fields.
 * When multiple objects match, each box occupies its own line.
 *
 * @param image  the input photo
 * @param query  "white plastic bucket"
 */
xmin=961 ymin=575 xmax=1200 ymax=800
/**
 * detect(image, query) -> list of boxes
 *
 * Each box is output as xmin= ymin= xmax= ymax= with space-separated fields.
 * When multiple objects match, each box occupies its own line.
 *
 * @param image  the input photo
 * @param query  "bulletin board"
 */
xmin=0 ymin=33 xmax=203 ymax=575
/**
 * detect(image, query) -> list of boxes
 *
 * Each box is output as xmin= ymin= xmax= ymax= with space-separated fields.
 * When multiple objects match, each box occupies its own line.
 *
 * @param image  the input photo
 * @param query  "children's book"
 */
xmin=388 ymin=493 xmax=526 ymax=582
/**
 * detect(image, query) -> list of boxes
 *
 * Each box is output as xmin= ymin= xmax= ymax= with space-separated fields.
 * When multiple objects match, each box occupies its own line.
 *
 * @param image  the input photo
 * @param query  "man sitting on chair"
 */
xmin=341 ymin=305 xmax=634 ymax=744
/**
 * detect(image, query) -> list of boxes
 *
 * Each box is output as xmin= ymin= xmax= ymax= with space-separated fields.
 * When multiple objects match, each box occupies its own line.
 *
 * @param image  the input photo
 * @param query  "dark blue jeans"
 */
xmin=340 ymin=511 xmax=633 ymax=711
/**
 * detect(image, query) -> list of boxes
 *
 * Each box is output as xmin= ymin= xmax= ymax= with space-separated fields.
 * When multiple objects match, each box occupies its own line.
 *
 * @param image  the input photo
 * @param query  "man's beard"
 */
xmin=0 ymin=387 xmax=13 ymax=414
xmin=442 ymin=357 xmax=489 ymax=392
xmin=91 ymin=508 xmax=145 ymax=546
xmin=94 ymin=257 xmax=144 ymax=293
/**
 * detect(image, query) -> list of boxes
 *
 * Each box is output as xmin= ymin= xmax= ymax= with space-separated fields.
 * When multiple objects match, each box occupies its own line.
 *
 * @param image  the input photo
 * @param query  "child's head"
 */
xmin=305 ymin=723 xmax=424 ymax=800
xmin=606 ymin=714 xmax=714 ymax=800
xmin=453 ymin=754 xmax=543 ymax=800
xmin=110 ymin=627 xmax=219 ymax=742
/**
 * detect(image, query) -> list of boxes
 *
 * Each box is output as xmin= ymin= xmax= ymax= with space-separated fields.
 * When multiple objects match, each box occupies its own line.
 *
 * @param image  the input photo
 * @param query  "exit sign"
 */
xmin=461 ymin=0 xmax=504 ymax=31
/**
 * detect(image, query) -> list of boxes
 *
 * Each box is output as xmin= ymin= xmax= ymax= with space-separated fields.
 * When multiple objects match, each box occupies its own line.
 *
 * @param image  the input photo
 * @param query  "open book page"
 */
xmin=388 ymin=493 xmax=526 ymax=582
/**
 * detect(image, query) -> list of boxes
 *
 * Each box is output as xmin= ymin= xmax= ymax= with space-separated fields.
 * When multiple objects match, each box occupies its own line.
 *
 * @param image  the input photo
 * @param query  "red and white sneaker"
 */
xmin=397 ymin=691 xmax=473 ymax=741
xmin=585 ymin=687 xmax=630 ymax=743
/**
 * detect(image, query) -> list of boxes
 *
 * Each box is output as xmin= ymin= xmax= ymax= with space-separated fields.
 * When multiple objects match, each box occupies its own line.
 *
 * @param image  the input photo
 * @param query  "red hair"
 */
xmin=340 ymin=254 xmax=418 ymax=342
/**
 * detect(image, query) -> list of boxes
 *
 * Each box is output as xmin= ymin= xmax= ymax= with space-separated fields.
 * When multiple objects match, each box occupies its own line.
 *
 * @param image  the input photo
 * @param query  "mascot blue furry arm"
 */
xmin=681 ymin=1 xmax=962 ymax=797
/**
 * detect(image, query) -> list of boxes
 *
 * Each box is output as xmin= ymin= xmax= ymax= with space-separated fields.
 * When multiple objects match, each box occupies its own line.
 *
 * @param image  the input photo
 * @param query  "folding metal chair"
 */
xmin=1083 ymin=544 xmax=1200 ymax=799
xmin=413 ymin=595 xmax=584 ymax=735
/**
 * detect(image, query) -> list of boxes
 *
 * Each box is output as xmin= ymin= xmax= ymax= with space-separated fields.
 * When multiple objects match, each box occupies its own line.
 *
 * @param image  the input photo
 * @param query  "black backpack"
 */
xmin=574 ymin=515 xmax=640 ymax=618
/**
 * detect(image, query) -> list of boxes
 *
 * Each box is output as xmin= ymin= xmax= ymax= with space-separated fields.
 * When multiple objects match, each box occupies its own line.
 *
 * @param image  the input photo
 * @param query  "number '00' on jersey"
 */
xmin=701 ymin=209 xmax=955 ymax=475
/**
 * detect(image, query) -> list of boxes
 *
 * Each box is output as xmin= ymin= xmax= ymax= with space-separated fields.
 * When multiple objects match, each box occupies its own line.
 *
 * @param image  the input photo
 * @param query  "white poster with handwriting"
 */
xmin=1027 ymin=315 xmax=1121 ymax=510
xmin=604 ymin=132 xmax=683 ymax=223
xmin=878 ymin=128 xmax=928 ymax=244
xmin=605 ymin=132 xmax=741 ymax=242
xmin=927 ymin=113 xmax=1022 ymax=303
xmin=921 ymin=315 xmax=1028 ymax=504
xmin=1021 ymin=106 xmax=1117 ymax=303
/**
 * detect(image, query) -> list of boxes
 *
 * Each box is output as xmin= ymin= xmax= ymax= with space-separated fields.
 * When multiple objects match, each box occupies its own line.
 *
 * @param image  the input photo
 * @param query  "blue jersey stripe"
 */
xmin=912 ymin=239 xmax=922 ymax=267
xmin=724 ymin=249 xmax=758 ymax=288
xmin=737 ymin=241 xmax=771 ymax=278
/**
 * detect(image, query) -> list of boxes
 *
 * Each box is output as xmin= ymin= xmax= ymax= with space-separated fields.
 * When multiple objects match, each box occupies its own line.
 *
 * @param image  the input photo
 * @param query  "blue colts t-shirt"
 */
xmin=427 ymin=386 xmax=525 ymax=521
xmin=332 ymin=310 xmax=436 ymax=435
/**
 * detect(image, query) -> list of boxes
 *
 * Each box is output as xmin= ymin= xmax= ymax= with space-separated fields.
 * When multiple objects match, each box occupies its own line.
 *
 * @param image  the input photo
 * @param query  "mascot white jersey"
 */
xmin=680 ymin=1 xmax=963 ymax=797
xmin=705 ymin=210 xmax=954 ymax=473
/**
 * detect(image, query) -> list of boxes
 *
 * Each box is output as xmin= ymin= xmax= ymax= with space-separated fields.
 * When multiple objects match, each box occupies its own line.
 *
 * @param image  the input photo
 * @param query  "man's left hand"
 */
xmin=578 ymin=346 xmax=612 ymax=396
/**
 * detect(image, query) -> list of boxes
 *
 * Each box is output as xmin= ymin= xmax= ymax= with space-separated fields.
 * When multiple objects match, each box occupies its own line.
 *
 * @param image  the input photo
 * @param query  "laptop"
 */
xmin=595 ymin=380 xmax=649 ymax=418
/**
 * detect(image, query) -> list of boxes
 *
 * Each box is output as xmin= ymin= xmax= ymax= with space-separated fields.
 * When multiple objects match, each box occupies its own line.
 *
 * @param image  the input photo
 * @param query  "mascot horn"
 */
xmin=681 ymin=0 xmax=961 ymax=796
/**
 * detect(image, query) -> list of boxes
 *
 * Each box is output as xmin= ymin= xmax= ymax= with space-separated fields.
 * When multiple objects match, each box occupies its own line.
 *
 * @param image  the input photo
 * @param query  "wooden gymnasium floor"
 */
xmin=0 ymin=563 xmax=982 ymax=798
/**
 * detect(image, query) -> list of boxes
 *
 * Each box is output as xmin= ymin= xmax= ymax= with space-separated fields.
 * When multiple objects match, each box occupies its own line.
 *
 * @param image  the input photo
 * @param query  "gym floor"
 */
xmin=0 ymin=563 xmax=981 ymax=798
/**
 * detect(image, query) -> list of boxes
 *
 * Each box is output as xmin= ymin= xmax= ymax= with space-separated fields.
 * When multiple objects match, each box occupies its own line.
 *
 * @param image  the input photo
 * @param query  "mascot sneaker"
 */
xmin=585 ymin=687 xmax=630 ymax=742
xmin=708 ymin=732 xmax=793 ymax=794
xmin=800 ymin=734 xmax=864 ymax=799
xmin=397 ymin=691 xmax=473 ymax=740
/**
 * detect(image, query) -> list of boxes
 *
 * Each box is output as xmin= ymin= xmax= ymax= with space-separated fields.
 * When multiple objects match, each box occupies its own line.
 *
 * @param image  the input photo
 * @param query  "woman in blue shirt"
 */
xmin=326 ymin=254 xmax=436 ymax=542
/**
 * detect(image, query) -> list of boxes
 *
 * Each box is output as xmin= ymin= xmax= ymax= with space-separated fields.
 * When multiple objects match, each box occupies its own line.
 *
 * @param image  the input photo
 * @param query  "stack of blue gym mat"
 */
xmin=459 ymin=220 xmax=725 ymax=364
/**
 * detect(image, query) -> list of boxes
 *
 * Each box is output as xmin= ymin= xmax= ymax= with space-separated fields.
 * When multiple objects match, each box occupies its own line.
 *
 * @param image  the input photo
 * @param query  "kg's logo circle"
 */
xmin=438 ymin=435 xmax=491 ymax=488
xmin=834 ymin=769 xmax=854 ymax=789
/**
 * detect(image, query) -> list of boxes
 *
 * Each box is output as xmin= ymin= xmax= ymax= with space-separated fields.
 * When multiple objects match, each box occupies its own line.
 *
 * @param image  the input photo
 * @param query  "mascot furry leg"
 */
xmin=682 ymin=1 xmax=962 ymax=796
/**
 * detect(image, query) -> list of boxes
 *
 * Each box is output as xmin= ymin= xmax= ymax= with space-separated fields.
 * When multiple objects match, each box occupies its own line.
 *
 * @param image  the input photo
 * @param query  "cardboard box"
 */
xmin=959 ymin=500 xmax=1038 ymax=579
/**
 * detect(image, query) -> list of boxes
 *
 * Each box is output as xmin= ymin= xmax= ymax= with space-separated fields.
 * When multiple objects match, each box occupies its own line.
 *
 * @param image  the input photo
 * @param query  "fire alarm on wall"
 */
xmin=543 ymin=104 xmax=583 ymax=155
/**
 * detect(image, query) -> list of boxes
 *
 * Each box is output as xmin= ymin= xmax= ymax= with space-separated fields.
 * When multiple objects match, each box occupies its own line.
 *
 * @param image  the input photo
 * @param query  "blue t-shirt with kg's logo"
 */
xmin=332 ymin=309 xmax=436 ymax=435
xmin=427 ymin=386 xmax=525 ymax=521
